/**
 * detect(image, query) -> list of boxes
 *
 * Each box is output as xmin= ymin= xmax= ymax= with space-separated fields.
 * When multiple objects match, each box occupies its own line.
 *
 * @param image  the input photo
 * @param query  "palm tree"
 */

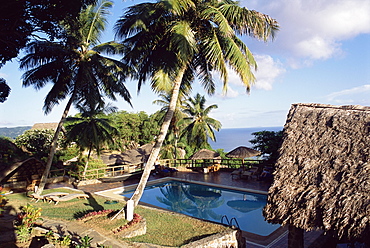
xmin=20 ymin=0 xmax=131 ymax=195
xmin=153 ymin=91 xmax=187 ymax=159
xmin=115 ymin=0 xmax=278 ymax=206
xmin=65 ymin=102 xmax=118 ymax=176
xmin=180 ymin=93 xmax=221 ymax=151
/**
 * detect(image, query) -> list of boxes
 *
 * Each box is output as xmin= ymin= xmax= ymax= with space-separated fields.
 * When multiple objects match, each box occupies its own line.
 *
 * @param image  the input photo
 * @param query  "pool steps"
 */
xmin=221 ymin=215 xmax=240 ymax=229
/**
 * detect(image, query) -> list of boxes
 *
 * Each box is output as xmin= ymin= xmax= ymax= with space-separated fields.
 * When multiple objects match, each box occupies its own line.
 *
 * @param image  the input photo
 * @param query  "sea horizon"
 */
xmin=209 ymin=126 xmax=283 ymax=152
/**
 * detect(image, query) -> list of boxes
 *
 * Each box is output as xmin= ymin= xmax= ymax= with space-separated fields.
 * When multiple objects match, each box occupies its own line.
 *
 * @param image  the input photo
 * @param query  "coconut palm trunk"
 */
xmin=83 ymin=145 xmax=93 ymax=177
xmin=130 ymin=67 xmax=186 ymax=206
xmin=35 ymin=94 xmax=75 ymax=195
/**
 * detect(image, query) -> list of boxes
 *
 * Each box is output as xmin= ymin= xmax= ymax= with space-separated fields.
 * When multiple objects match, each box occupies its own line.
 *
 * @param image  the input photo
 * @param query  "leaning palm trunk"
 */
xmin=35 ymin=95 xmax=75 ymax=195
xmin=83 ymin=146 xmax=92 ymax=177
xmin=130 ymin=67 xmax=186 ymax=207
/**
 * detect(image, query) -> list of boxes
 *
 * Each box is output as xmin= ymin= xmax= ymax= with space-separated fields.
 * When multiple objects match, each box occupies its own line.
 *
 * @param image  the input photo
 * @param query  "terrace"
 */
xmin=50 ymin=168 xmax=324 ymax=248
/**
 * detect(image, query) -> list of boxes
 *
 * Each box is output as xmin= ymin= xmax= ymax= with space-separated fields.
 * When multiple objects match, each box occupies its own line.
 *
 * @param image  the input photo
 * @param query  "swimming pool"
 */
xmin=121 ymin=180 xmax=280 ymax=236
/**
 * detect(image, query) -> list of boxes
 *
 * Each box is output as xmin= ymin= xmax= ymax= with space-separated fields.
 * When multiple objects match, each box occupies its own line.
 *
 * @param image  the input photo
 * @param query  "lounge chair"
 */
xmin=241 ymin=170 xmax=253 ymax=179
xmin=29 ymin=192 xmax=69 ymax=203
xmin=49 ymin=193 xmax=89 ymax=205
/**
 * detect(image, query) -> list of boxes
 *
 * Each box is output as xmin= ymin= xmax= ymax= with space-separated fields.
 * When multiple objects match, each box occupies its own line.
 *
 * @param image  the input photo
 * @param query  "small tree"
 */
xmin=250 ymin=130 xmax=283 ymax=166
xmin=15 ymin=129 xmax=63 ymax=159
xmin=0 ymin=78 xmax=11 ymax=103
xmin=180 ymin=93 xmax=221 ymax=152
xmin=65 ymin=102 xmax=118 ymax=176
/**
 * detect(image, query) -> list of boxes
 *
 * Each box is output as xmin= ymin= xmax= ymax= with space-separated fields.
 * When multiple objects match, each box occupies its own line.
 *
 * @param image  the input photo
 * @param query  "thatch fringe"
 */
xmin=264 ymin=103 xmax=370 ymax=242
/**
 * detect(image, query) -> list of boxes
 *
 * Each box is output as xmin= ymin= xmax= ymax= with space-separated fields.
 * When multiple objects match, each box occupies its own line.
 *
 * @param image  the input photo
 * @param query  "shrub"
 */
xmin=15 ymin=204 xmax=42 ymax=243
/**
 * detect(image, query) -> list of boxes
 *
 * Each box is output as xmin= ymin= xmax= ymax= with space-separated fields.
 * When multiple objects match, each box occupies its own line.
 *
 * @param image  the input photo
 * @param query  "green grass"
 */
xmin=6 ymin=188 xmax=229 ymax=247
xmin=126 ymin=207 xmax=226 ymax=247
xmin=6 ymin=188 xmax=122 ymax=220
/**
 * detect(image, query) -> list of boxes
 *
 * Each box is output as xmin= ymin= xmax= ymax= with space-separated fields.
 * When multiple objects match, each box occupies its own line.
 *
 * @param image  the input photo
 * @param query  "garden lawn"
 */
xmin=6 ymin=188 xmax=229 ymax=247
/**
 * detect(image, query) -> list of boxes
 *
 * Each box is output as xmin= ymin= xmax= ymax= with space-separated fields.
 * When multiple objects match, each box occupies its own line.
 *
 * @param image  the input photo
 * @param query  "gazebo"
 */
xmin=189 ymin=149 xmax=221 ymax=172
xmin=226 ymin=146 xmax=261 ymax=168
xmin=264 ymin=103 xmax=370 ymax=247
xmin=190 ymin=149 xmax=221 ymax=160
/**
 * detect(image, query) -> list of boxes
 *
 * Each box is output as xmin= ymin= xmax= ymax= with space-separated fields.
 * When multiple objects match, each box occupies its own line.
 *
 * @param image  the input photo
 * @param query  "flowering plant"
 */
xmin=0 ymin=187 xmax=8 ymax=215
xmin=15 ymin=204 xmax=42 ymax=243
xmin=77 ymin=209 xmax=114 ymax=221
xmin=112 ymin=213 xmax=142 ymax=234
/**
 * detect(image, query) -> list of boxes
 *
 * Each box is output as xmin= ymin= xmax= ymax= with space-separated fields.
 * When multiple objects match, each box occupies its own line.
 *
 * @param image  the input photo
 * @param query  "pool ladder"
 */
xmin=221 ymin=215 xmax=240 ymax=229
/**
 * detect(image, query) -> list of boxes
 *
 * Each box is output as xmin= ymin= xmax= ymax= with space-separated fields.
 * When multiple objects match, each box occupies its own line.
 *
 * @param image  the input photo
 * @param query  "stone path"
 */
xmin=40 ymin=218 xmax=128 ymax=248
xmin=0 ymin=213 xmax=169 ymax=248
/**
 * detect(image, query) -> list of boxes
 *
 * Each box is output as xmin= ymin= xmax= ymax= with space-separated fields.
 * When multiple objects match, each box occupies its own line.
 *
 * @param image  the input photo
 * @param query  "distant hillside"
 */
xmin=0 ymin=126 xmax=32 ymax=139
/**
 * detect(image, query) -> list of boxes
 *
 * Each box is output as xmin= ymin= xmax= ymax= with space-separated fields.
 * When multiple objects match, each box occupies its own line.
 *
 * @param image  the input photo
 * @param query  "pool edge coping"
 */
xmin=93 ymin=177 xmax=288 ymax=246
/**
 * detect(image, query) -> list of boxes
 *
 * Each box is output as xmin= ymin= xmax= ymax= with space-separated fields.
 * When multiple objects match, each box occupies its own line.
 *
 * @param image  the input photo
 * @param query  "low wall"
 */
xmin=119 ymin=218 xmax=147 ymax=238
xmin=182 ymin=228 xmax=245 ymax=248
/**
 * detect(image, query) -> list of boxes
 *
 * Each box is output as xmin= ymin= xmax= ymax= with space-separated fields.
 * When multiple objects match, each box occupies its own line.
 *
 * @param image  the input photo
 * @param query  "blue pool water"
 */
xmin=122 ymin=180 xmax=280 ymax=236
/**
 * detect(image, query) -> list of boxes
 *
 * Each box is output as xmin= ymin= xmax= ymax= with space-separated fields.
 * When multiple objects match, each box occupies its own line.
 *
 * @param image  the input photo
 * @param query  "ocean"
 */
xmin=209 ymin=127 xmax=283 ymax=152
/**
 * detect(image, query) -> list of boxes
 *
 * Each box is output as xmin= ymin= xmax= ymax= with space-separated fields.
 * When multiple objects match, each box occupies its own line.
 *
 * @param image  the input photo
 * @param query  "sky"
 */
xmin=0 ymin=0 xmax=369 ymax=129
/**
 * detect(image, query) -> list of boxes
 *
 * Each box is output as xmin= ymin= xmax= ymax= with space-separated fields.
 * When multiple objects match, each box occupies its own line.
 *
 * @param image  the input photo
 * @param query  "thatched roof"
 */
xmin=190 ymin=149 xmax=221 ymax=160
xmin=0 ymin=157 xmax=45 ymax=183
xmin=101 ymin=143 xmax=153 ymax=165
xmin=31 ymin=123 xmax=59 ymax=130
xmin=226 ymin=146 xmax=261 ymax=158
xmin=264 ymin=103 xmax=370 ymax=242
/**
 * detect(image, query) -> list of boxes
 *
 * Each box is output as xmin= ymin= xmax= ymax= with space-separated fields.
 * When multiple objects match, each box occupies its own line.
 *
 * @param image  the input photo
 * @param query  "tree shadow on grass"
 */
xmin=85 ymin=192 xmax=104 ymax=210
xmin=73 ymin=192 xmax=104 ymax=219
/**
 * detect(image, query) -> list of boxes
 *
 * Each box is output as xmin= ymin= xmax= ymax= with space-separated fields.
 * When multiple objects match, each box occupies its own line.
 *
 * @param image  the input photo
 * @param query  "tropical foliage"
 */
xmin=153 ymin=92 xmax=188 ymax=159
xmin=15 ymin=129 xmax=64 ymax=159
xmin=65 ymin=102 xmax=118 ymax=174
xmin=20 ymin=0 xmax=132 ymax=195
xmin=250 ymin=130 xmax=283 ymax=165
xmin=0 ymin=0 xmax=96 ymax=66
xmin=0 ymin=78 xmax=10 ymax=103
xmin=108 ymin=111 xmax=160 ymax=151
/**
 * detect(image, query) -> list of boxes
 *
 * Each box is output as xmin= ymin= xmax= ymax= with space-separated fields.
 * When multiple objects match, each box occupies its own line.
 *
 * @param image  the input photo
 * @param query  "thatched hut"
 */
xmin=100 ymin=144 xmax=153 ymax=166
xmin=190 ymin=149 xmax=221 ymax=160
xmin=31 ymin=123 xmax=59 ymax=130
xmin=226 ymin=146 xmax=261 ymax=167
xmin=226 ymin=146 xmax=260 ymax=159
xmin=264 ymin=103 xmax=370 ymax=247
xmin=0 ymin=158 xmax=45 ymax=189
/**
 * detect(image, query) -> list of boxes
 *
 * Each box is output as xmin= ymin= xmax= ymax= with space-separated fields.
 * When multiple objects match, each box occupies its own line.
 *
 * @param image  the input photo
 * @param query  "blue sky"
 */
xmin=1 ymin=0 xmax=369 ymax=128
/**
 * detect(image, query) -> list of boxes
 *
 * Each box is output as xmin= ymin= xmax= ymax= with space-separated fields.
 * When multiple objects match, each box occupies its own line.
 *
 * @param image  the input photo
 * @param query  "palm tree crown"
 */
xmin=21 ymin=0 xmax=131 ymax=114
xmin=180 ymin=93 xmax=221 ymax=151
xmin=115 ymin=0 xmax=278 ymax=94
xmin=65 ymin=102 xmax=118 ymax=175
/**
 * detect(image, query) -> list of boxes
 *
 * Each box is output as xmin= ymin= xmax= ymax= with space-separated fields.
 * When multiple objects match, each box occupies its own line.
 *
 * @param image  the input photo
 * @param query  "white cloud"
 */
xmin=215 ymin=84 xmax=240 ymax=98
xmin=295 ymin=36 xmax=341 ymax=60
xmin=213 ymin=55 xmax=285 ymax=92
xmin=325 ymin=85 xmax=370 ymax=105
xmin=223 ymin=86 xmax=240 ymax=98
xmin=253 ymin=55 xmax=286 ymax=90
xmin=244 ymin=0 xmax=370 ymax=65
